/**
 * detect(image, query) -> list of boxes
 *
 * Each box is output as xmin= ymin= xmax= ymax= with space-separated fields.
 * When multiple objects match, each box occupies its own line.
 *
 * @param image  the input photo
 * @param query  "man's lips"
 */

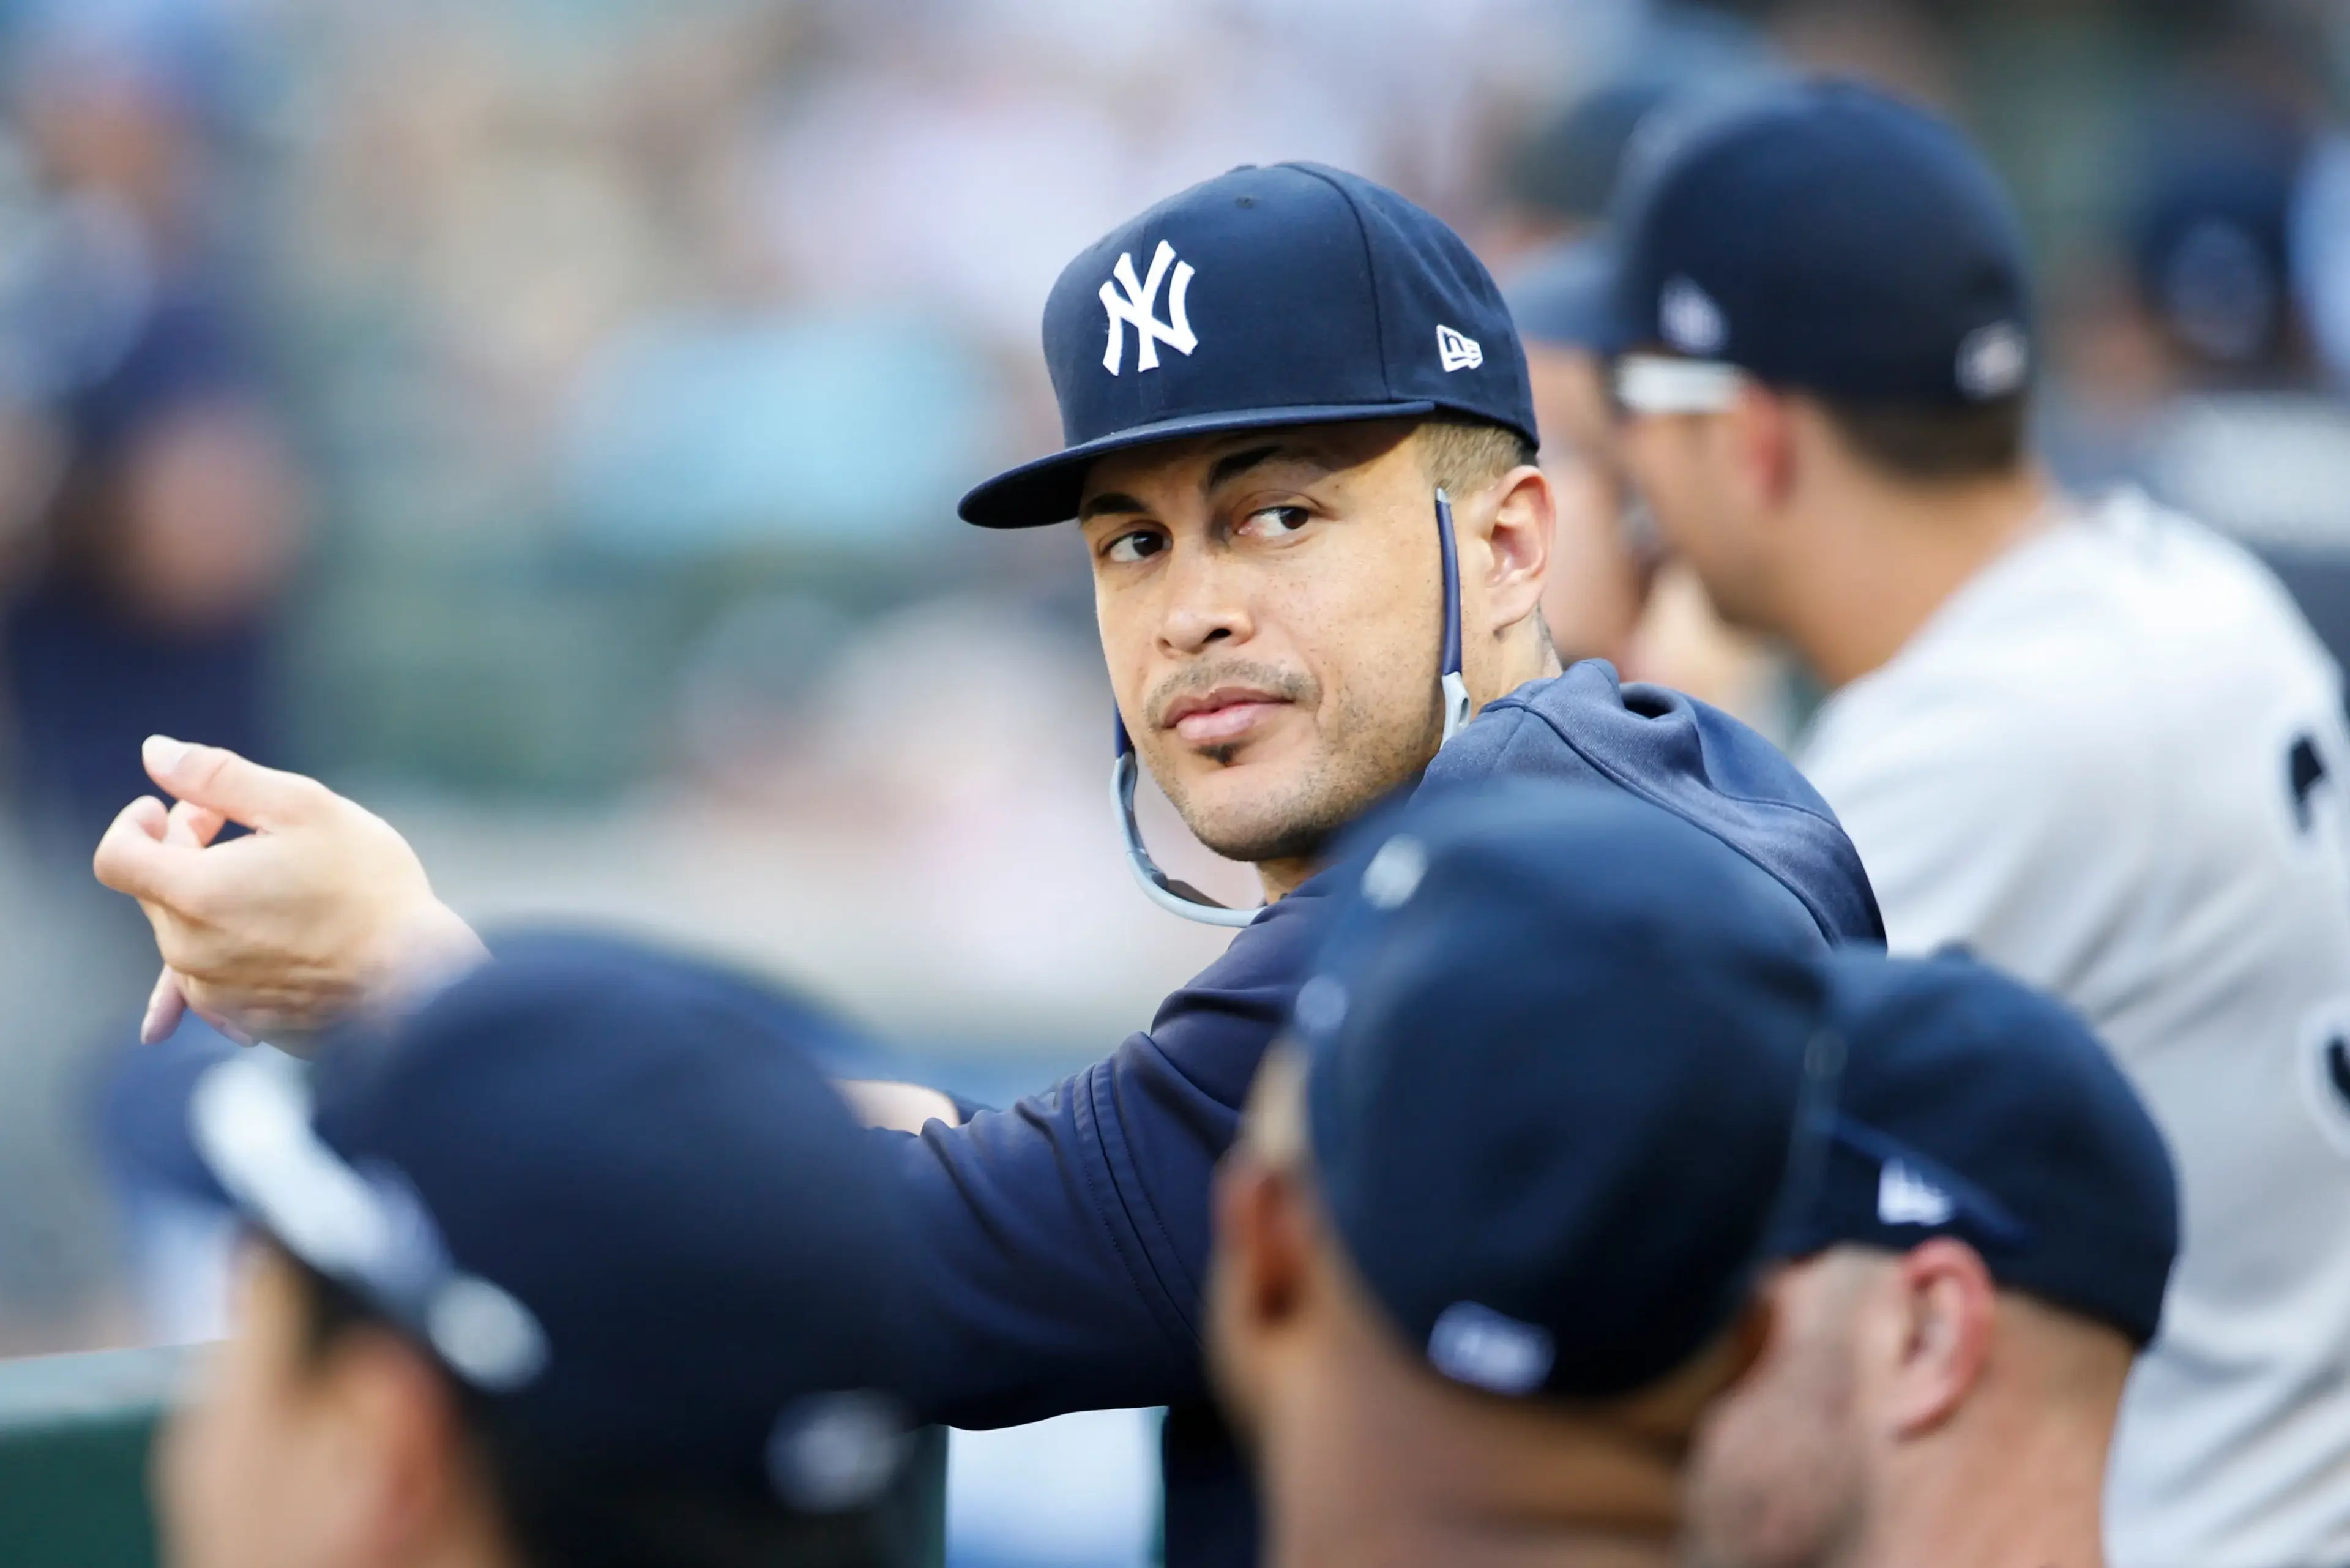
xmin=1161 ymin=687 xmax=1290 ymax=746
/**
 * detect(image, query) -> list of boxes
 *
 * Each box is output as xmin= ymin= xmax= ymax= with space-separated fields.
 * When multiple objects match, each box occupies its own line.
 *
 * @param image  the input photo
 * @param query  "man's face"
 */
xmin=1080 ymin=420 xmax=1449 ymax=866
xmin=1618 ymin=408 xmax=1775 ymax=633
xmin=1681 ymin=1255 xmax=1873 ymax=1568
xmin=1527 ymin=345 xmax=1644 ymax=664
xmin=159 ymin=1245 xmax=483 ymax=1568
xmin=159 ymin=1247 xmax=368 ymax=1568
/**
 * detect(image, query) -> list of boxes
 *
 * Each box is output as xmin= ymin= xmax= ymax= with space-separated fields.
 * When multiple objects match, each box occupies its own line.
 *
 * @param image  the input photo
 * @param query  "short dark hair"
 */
xmin=1416 ymin=415 xmax=1538 ymax=496
xmin=280 ymin=1247 xmax=908 ymax=1568
xmin=1811 ymin=392 xmax=2030 ymax=484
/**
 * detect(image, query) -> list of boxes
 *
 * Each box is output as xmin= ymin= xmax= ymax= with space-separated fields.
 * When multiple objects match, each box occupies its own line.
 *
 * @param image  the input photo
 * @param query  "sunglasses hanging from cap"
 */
xmin=1111 ymin=489 xmax=1474 ymax=927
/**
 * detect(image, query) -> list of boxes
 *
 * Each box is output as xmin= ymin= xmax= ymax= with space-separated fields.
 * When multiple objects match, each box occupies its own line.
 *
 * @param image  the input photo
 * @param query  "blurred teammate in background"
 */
xmin=2 ymin=24 xmax=308 ymax=851
xmin=124 ymin=935 xmax=922 ymax=1568
xmin=1212 ymin=785 xmax=1837 ymax=1568
xmin=1685 ymin=951 xmax=2179 ymax=1568
xmin=1507 ymin=237 xmax=1652 ymax=671
xmin=1608 ymin=80 xmax=2350 ymax=1567
xmin=1509 ymin=233 xmax=1789 ymax=737
xmin=93 ymin=162 xmax=1881 ymax=1566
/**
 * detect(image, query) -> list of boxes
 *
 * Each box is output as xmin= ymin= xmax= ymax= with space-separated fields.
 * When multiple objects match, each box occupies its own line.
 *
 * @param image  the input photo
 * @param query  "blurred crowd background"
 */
xmin=2 ymin=0 xmax=2349 ymax=1561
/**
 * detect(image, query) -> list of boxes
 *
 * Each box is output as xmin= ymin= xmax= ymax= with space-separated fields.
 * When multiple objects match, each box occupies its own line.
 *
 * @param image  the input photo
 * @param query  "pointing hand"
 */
xmin=92 ymin=737 xmax=487 ymax=1050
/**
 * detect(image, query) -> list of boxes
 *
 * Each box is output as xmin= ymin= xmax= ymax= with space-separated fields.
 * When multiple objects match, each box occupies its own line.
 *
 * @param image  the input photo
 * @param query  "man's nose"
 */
xmin=1157 ymin=543 xmax=1253 ymax=655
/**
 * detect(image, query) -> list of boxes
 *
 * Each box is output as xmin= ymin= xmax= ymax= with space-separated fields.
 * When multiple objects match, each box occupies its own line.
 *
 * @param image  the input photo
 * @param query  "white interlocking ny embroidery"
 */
xmin=1100 ymin=240 xmax=1198 ymax=375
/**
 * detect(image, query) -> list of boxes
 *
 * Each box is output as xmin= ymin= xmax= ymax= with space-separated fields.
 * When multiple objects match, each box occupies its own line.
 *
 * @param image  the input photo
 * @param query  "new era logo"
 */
xmin=1100 ymin=239 xmax=1198 ymax=376
xmin=1428 ymin=1301 xmax=1554 ymax=1395
xmin=1877 ymin=1160 xmax=1956 ymax=1227
xmin=1436 ymin=324 xmax=1483 ymax=372
xmin=1955 ymin=321 xmax=2029 ymax=400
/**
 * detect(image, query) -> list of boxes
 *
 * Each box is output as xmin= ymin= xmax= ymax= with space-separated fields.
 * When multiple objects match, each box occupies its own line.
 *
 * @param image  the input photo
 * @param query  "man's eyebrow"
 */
xmin=1078 ymin=490 xmax=1149 ymax=521
xmin=1204 ymin=444 xmax=1296 ymax=493
xmin=1078 ymin=444 xmax=1329 ymax=521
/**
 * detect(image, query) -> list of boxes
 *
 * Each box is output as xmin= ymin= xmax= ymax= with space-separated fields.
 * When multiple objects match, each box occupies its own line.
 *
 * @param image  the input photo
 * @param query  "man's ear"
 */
xmin=1206 ymin=1148 xmax=1316 ymax=1440
xmin=1728 ymin=383 xmax=1799 ymax=514
xmin=1215 ymin=1153 xmax=1315 ymax=1333
xmin=1879 ymin=1238 xmax=1997 ymax=1441
xmin=1471 ymin=463 xmax=1555 ymax=637
xmin=319 ymin=1327 xmax=477 ymax=1562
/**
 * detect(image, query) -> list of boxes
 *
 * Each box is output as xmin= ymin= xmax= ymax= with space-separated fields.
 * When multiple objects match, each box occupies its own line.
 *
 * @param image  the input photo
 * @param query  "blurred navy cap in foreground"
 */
xmin=110 ymin=931 xmax=916 ymax=1516
xmin=1778 ymin=950 xmax=2180 ymax=1346
xmin=1291 ymin=783 xmax=1838 ymax=1402
xmin=960 ymin=162 xmax=1537 ymax=528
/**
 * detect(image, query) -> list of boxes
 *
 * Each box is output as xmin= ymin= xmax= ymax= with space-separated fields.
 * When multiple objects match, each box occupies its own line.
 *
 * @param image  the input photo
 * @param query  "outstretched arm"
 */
xmin=91 ymin=736 xmax=1320 ymax=1432
xmin=91 ymin=737 xmax=488 ymax=1047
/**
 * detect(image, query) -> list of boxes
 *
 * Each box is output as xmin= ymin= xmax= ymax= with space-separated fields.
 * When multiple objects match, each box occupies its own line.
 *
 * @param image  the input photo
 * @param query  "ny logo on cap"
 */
xmin=1660 ymin=275 xmax=1727 ymax=357
xmin=1100 ymin=239 xmax=1198 ymax=376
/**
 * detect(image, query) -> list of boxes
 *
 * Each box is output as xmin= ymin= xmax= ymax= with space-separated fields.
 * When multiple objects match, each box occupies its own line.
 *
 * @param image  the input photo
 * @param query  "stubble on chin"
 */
xmin=1161 ymin=692 xmax=1442 ymax=867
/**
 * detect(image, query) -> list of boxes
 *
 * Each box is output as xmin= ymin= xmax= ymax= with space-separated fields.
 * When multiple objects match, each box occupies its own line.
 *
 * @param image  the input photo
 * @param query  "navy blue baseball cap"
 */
xmin=119 ymin=933 xmax=917 ymax=1515
xmin=959 ymin=162 xmax=1537 ymax=528
xmin=1610 ymin=80 xmax=2036 ymax=406
xmin=1776 ymin=950 xmax=2179 ymax=1346
xmin=1289 ymin=783 xmax=1839 ymax=1402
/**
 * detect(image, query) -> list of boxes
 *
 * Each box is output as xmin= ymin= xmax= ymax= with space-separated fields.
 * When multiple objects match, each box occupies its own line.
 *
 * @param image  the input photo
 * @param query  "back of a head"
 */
xmin=1780 ymin=949 xmax=2179 ymax=1348
xmin=1682 ymin=950 xmax=2178 ymax=1568
xmin=1293 ymin=782 xmax=1837 ymax=1405
xmin=1610 ymin=79 xmax=2037 ymax=483
xmin=141 ymin=933 xmax=927 ymax=1568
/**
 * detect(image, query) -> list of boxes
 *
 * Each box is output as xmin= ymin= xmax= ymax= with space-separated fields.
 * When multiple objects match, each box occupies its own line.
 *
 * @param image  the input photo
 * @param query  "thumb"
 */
xmin=143 ymin=736 xmax=328 ymax=834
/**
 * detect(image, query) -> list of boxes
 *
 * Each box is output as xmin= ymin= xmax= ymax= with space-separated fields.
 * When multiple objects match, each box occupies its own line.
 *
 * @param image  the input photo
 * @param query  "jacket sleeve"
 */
xmin=883 ymin=889 xmax=1326 ymax=1429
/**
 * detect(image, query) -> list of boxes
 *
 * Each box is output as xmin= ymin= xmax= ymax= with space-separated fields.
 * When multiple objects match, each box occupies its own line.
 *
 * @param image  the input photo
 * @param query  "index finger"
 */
xmin=93 ymin=796 xmax=214 ymax=909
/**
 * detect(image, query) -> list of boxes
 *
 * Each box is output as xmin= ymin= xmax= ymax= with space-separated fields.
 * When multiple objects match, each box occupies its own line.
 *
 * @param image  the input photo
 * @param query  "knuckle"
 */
xmin=285 ymin=773 xmax=336 ymax=821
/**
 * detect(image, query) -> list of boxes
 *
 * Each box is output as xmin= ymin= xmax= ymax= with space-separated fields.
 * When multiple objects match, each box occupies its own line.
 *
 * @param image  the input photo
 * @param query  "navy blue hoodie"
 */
xmin=887 ymin=661 xmax=1882 ymax=1566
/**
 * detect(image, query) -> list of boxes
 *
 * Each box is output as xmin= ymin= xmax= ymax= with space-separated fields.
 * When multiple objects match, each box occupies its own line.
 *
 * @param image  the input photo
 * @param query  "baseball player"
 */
xmin=1605 ymin=80 xmax=2350 ymax=1567
xmin=1684 ymin=950 xmax=2179 ymax=1568
xmin=1210 ymin=782 xmax=1841 ymax=1568
xmin=1506 ymin=236 xmax=1655 ymax=669
xmin=122 ymin=933 xmax=927 ymax=1568
xmin=92 ymin=163 xmax=1884 ymax=1564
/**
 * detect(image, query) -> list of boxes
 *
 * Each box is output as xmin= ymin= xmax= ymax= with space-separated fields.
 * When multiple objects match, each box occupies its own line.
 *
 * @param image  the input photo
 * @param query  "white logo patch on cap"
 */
xmin=1436 ymin=324 xmax=1483 ymax=372
xmin=1100 ymin=239 xmax=1198 ymax=376
xmin=1428 ymin=1301 xmax=1555 ymax=1395
xmin=1361 ymin=834 xmax=1428 ymax=909
xmin=1877 ymin=1160 xmax=1957 ymax=1227
xmin=426 ymin=1276 xmax=550 ymax=1392
xmin=1660 ymin=276 xmax=1728 ymax=356
xmin=1955 ymin=321 xmax=2029 ymax=400
xmin=766 ymin=1392 xmax=910 ymax=1513
xmin=1292 ymin=973 xmax=1349 ymax=1036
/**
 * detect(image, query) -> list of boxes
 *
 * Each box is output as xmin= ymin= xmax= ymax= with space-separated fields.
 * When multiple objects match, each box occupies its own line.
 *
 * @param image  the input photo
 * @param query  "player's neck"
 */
xmin=1270 ymin=1517 xmax=1673 ymax=1568
xmin=1786 ymin=463 xmax=2054 ymax=690
xmin=1840 ymin=1417 xmax=2109 ymax=1568
xmin=1260 ymin=1345 xmax=1682 ymax=1568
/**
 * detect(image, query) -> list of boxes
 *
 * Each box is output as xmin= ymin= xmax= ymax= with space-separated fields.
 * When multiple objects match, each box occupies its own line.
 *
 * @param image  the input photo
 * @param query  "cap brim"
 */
xmin=95 ymin=1025 xmax=248 ymax=1212
xmin=957 ymin=400 xmax=1440 ymax=529
xmin=1505 ymin=236 xmax=1632 ymax=354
